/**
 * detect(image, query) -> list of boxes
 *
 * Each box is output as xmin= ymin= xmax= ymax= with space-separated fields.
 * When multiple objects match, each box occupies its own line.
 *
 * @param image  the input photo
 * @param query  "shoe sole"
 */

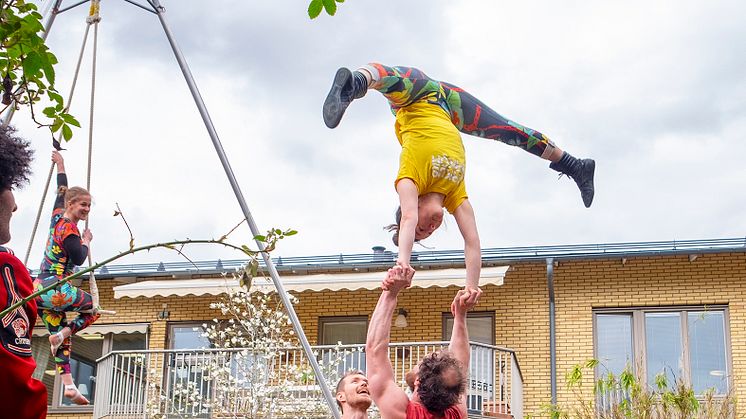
xmin=323 ymin=67 xmax=352 ymax=129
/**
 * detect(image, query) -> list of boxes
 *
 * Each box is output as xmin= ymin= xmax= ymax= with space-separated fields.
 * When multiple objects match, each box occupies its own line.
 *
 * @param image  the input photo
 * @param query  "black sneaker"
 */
xmin=323 ymin=67 xmax=354 ymax=129
xmin=549 ymin=153 xmax=595 ymax=208
xmin=573 ymin=158 xmax=595 ymax=208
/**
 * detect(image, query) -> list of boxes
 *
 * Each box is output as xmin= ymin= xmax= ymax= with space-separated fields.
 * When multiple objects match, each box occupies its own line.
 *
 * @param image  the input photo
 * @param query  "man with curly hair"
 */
xmin=0 ymin=124 xmax=47 ymax=418
xmin=367 ymin=266 xmax=481 ymax=418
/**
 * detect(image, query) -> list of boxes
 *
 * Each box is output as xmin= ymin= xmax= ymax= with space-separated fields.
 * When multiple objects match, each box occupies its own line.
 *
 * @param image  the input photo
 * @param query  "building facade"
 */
xmin=30 ymin=238 xmax=746 ymax=418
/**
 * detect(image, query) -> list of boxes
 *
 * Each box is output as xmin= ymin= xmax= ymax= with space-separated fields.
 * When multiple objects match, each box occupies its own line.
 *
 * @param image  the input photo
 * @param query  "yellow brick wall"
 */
xmin=45 ymin=251 xmax=746 ymax=418
xmin=550 ymin=252 xmax=746 ymax=416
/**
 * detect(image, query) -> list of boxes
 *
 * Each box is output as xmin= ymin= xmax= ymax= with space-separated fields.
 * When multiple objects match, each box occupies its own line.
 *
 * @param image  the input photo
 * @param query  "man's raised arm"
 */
xmin=449 ymin=287 xmax=482 ymax=417
xmin=366 ymin=267 xmax=410 ymax=419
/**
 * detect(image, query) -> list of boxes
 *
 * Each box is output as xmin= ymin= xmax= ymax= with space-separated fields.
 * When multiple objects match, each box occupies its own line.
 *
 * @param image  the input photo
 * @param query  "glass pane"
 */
xmin=444 ymin=315 xmax=494 ymax=345
xmin=688 ymin=311 xmax=728 ymax=394
xmin=444 ymin=315 xmax=495 ymax=403
xmin=112 ymin=332 xmax=147 ymax=351
xmin=320 ymin=319 xmax=367 ymax=345
xmin=596 ymin=314 xmax=633 ymax=376
xmin=645 ymin=312 xmax=682 ymax=389
xmin=170 ymin=325 xmax=211 ymax=349
xmin=60 ymin=334 xmax=104 ymax=406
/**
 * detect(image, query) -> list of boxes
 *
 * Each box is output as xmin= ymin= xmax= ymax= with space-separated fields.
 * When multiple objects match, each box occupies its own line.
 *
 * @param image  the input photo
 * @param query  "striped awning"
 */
xmin=112 ymin=266 xmax=509 ymax=299
xmin=32 ymin=322 xmax=148 ymax=336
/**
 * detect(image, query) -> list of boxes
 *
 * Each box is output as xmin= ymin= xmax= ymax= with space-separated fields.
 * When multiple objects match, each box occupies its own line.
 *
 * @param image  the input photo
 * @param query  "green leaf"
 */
xmin=40 ymin=55 xmax=55 ymax=86
xmin=61 ymin=124 xmax=73 ymax=141
xmin=284 ymin=229 xmax=298 ymax=236
xmin=253 ymin=234 xmax=266 ymax=242
xmin=42 ymin=106 xmax=56 ymax=118
xmin=60 ymin=113 xmax=80 ymax=127
xmin=47 ymin=91 xmax=63 ymax=104
xmin=51 ymin=118 xmax=63 ymax=132
xmin=336 ymin=0 xmax=344 ymax=2
xmin=308 ymin=0 xmax=323 ymax=18
xmin=322 ymin=0 xmax=337 ymax=15
xmin=22 ymin=52 xmax=43 ymax=77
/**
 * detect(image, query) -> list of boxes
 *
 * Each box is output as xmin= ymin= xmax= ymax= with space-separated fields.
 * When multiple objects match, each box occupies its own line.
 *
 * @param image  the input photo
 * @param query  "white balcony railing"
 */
xmin=93 ymin=342 xmax=522 ymax=419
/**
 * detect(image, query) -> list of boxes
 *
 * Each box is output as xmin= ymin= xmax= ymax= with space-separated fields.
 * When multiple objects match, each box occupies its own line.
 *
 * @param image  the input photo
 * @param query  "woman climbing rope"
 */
xmin=33 ymin=150 xmax=99 ymax=405
xmin=323 ymin=64 xmax=595 ymax=297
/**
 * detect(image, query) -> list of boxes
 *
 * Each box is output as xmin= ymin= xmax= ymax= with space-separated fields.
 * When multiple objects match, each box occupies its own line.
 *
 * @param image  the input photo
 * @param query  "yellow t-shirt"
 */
xmin=394 ymin=100 xmax=468 ymax=214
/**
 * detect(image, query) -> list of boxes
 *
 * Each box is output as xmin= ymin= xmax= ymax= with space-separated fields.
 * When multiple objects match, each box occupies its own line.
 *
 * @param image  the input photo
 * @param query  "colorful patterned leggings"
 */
xmin=34 ymin=275 xmax=100 ymax=375
xmin=363 ymin=63 xmax=554 ymax=157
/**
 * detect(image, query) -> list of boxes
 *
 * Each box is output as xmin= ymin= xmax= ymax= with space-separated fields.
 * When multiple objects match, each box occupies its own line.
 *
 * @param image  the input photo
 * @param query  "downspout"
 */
xmin=547 ymin=257 xmax=557 ymax=405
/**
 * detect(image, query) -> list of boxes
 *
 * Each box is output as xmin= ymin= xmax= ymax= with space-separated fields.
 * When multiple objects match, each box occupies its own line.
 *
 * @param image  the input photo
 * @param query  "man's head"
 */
xmin=0 ymin=125 xmax=33 ymax=245
xmin=413 ymin=350 xmax=466 ymax=416
xmin=335 ymin=369 xmax=371 ymax=414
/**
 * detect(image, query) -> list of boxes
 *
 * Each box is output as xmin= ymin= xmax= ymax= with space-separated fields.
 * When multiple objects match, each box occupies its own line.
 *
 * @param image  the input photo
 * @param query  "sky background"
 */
xmin=7 ymin=0 xmax=746 ymax=267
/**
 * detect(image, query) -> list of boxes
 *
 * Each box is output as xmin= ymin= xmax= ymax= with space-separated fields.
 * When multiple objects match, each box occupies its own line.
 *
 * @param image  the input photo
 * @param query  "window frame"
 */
xmin=592 ymin=305 xmax=732 ymax=394
xmin=317 ymin=315 xmax=369 ymax=345
xmin=167 ymin=321 xmax=213 ymax=350
xmin=441 ymin=311 xmax=496 ymax=345
xmin=38 ymin=326 xmax=149 ymax=413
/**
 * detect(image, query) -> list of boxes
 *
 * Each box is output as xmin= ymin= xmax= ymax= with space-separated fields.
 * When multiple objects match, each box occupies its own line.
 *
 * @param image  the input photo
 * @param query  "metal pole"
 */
xmin=1 ymin=0 xmax=63 ymax=126
xmin=546 ymin=257 xmax=557 ymax=405
xmin=150 ymin=3 xmax=342 ymax=417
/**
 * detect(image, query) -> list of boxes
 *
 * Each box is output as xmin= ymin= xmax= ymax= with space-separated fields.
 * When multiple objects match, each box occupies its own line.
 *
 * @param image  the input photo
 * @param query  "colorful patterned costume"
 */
xmin=34 ymin=174 xmax=99 ymax=375
xmin=1 ymin=246 xmax=48 ymax=419
xmin=363 ymin=63 xmax=554 ymax=158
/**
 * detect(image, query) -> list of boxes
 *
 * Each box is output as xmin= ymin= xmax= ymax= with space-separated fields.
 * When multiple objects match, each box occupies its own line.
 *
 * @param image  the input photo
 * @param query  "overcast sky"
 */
xmin=7 ymin=0 xmax=746 ymax=267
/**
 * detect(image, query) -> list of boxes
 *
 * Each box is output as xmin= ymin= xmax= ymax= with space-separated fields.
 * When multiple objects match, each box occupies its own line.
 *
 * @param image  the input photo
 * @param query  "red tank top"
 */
xmin=406 ymin=401 xmax=464 ymax=419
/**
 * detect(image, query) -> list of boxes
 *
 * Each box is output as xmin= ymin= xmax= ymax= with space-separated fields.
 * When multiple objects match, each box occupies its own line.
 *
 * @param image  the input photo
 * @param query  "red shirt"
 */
xmin=0 ymin=247 xmax=48 ymax=419
xmin=407 ymin=401 xmax=464 ymax=419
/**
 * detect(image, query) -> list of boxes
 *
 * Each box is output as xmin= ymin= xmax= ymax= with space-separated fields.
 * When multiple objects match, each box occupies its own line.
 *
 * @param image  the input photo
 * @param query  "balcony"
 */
xmin=93 ymin=342 xmax=522 ymax=418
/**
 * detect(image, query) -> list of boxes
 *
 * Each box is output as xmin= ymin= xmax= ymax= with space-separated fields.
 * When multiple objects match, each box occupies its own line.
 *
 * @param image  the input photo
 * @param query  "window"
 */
xmin=319 ymin=316 xmax=368 ymax=345
xmin=443 ymin=312 xmax=495 ymax=345
xmin=31 ymin=325 xmax=148 ymax=410
xmin=318 ymin=316 xmax=368 ymax=373
xmin=594 ymin=307 xmax=731 ymax=395
xmin=169 ymin=324 xmax=212 ymax=349
xmin=443 ymin=312 xmax=496 ymax=407
xmin=166 ymin=323 xmax=213 ymax=410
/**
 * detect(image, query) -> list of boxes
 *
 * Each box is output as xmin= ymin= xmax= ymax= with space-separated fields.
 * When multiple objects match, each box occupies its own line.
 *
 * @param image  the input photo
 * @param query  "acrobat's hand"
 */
xmin=450 ymin=286 xmax=482 ymax=315
xmin=382 ymin=265 xmax=412 ymax=295
xmin=81 ymin=229 xmax=93 ymax=246
xmin=51 ymin=150 xmax=64 ymax=165
xmin=395 ymin=259 xmax=415 ymax=283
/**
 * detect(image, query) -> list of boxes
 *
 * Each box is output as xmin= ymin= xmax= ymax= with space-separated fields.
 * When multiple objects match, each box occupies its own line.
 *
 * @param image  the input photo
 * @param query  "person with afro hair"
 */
xmin=0 ymin=124 xmax=48 ymax=419
xmin=366 ymin=265 xmax=481 ymax=418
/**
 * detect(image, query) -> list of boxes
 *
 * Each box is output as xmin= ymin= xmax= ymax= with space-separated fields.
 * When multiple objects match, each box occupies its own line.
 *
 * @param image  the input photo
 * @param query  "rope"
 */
xmin=22 ymin=13 xmax=94 ymax=266
xmin=82 ymin=0 xmax=113 ymax=315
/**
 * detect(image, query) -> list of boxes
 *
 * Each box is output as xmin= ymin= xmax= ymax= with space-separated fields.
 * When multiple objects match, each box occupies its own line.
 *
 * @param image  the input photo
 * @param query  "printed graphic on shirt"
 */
xmin=431 ymin=154 xmax=464 ymax=185
xmin=1 ymin=264 xmax=33 ymax=357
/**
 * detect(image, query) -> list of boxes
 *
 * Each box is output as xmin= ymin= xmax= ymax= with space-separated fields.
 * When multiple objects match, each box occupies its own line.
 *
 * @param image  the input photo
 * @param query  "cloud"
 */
xmin=6 ymin=0 xmax=746 ymax=267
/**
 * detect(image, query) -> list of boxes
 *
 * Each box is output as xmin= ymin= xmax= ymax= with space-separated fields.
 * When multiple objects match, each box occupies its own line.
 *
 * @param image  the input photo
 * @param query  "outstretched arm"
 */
xmin=395 ymin=178 xmax=419 ymax=280
xmin=449 ymin=288 xmax=481 ymax=417
xmin=51 ymin=151 xmax=67 ymax=210
xmin=453 ymin=199 xmax=481 ymax=300
xmin=366 ymin=267 xmax=409 ymax=419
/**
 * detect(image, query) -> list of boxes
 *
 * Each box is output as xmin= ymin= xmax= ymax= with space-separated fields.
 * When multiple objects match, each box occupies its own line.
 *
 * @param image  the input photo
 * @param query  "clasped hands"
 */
xmin=381 ymin=262 xmax=482 ymax=314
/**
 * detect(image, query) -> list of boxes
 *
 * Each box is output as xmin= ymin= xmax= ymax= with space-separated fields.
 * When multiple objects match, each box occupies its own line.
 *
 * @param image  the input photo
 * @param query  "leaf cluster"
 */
xmin=1 ymin=1 xmax=79 ymax=141
xmin=529 ymin=359 xmax=740 ymax=419
xmin=307 ymin=0 xmax=345 ymax=19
